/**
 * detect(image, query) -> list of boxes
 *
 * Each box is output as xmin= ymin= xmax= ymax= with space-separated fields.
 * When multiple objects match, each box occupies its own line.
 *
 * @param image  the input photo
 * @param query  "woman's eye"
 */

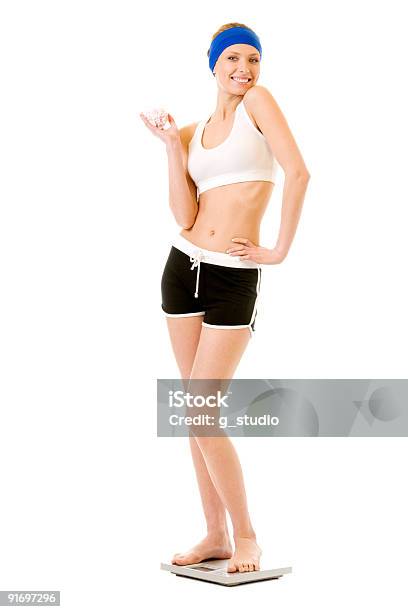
xmin=228 ymin=57 xmax=259 ymax=63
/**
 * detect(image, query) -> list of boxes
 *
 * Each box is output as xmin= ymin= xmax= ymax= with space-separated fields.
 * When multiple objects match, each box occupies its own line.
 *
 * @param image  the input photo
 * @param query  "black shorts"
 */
xmin=161 ymin=234 xmax=262 ymax=337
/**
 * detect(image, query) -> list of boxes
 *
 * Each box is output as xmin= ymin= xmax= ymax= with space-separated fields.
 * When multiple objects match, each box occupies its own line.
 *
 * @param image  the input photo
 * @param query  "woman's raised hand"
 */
xmin=139 ymin=111 xmax=180 ymax=146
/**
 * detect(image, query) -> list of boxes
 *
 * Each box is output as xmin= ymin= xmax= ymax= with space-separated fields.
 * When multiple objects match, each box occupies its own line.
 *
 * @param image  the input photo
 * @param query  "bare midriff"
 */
xmin=180 ymin=180 xmax=274 ymax=253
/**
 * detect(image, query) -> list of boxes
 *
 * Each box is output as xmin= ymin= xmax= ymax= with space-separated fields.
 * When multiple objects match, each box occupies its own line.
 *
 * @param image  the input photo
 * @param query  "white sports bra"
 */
xmin=187 ymin=98 xmax=278 ymax=196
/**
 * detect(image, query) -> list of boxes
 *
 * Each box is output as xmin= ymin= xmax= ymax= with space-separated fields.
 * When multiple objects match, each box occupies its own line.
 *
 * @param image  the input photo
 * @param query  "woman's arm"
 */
xmin=166 ymin=125 xmax=199 ymax=230
xmin=275 ymin=172 xmax=310 ymax=257
xmin=139 ymin=112 xmax=198 ymax=229
xmin=244 ymin=86 xmax=311 ymax=258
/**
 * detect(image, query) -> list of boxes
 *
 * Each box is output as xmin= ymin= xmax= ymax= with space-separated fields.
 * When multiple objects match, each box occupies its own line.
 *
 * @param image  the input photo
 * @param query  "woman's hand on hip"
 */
xmin=226 ymin=238 xmax=287 ymax=264
xmin=139 ymin=111 xmax=180 ymax=146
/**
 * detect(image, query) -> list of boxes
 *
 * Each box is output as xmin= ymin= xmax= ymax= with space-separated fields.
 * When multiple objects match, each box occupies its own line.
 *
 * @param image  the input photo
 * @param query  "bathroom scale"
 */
xmin=160 ymin=558 xmax=292 ymax=586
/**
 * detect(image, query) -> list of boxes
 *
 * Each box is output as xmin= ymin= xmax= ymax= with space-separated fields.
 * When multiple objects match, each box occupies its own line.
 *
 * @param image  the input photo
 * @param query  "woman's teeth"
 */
xmin=231 ymin=77 xmax=250 ymax=83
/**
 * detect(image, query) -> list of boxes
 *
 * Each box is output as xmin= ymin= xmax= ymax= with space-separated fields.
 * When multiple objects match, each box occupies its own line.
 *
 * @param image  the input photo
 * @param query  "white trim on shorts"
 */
xmin=163 ymin=311 xmax=205 ymax=318
xmin=248 ymin=267 xmax=262 ymax=335
xmin=202 ymin=323 xmax=250 ymax=329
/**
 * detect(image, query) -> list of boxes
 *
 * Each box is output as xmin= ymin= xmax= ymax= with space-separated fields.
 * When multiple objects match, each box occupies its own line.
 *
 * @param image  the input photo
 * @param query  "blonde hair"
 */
xmin=206 ymin=22 xmax=256 ymax=58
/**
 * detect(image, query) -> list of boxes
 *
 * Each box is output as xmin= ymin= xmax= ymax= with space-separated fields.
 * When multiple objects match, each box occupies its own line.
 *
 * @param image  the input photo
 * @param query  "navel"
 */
xmin=209 ymin=229 xmax=215 ymax=237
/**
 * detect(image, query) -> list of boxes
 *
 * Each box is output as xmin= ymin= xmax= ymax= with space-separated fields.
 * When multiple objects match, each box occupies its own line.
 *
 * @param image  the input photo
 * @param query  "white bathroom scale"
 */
xmin=160 ymin=558 xmax=292 ymax=586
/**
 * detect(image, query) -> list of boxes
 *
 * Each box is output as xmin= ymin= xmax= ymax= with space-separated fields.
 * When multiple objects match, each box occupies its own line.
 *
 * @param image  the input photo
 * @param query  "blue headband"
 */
xmin=208 ymin=26 xmax=262 ymax=74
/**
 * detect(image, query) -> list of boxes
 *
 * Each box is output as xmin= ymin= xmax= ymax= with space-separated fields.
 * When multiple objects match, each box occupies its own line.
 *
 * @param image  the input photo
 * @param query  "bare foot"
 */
xmin=172 ymin=533 xmax=233 ymax=566
xmin=227 ymin=536 xmax=262 ymax=572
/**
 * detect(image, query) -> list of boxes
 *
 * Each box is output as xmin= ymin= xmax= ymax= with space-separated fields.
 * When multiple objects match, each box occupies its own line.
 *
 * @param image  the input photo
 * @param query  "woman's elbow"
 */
xmin=179 ymin=214 xmax=197 ymax=230
xmin=180 ymin=221 xmax=194 ymax=230
xmin=293 ymin=170 xmax=311 ymax=182
xmin=299 ymin=167 xmax=311 ymax=182
xmin=284 ymin=165 xmax=311 ymax=182
xmin=182 ymin=205 xmax=198 ymax=229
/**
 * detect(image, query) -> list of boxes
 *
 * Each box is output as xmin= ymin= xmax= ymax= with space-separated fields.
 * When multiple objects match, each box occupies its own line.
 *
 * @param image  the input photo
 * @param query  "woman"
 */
xmin=140 ymin=22 xmax=310 ymax=573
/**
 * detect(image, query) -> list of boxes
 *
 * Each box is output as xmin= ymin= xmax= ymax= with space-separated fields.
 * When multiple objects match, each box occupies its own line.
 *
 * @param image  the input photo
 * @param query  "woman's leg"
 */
xmin=188 ymin=326 xmax=262 ymax=573
xmin=165 ymin=316 xmax=232 ymax=564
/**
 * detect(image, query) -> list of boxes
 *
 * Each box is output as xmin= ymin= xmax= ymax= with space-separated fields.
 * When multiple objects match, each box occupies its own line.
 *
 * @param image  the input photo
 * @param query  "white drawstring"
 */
xmin=189 ymin=250 xmax=204 ymax=298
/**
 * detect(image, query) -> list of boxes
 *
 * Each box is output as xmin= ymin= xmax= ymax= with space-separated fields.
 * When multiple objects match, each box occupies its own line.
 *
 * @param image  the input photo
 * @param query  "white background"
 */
xmin=0 ymin=0 xmax=407 ymax=610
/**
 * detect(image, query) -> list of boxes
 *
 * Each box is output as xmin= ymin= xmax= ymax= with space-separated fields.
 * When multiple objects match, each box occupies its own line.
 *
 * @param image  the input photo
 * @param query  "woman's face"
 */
xmin=214 ymin=44 xmax=261 ymax=92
